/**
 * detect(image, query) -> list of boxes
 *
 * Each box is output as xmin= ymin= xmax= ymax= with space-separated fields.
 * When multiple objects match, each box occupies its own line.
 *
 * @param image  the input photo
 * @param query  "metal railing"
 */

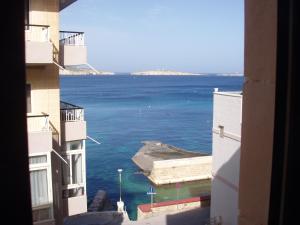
xmin=25 ymin=24 xmax=50 ymax=42
xmin=59 ymin=31 xmax=85 ymax=46
xmin=60 ymin=101 xmax=84 ymax=122
xmin=27 ymin=114 xmax=50 ymax=132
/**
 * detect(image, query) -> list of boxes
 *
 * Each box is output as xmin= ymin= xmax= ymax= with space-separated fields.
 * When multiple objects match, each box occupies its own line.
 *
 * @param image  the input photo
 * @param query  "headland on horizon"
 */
xmin=131 ymin=69 xmax=203 ymax=76
xmin=60 ymin=68 xmax=115 ymax=75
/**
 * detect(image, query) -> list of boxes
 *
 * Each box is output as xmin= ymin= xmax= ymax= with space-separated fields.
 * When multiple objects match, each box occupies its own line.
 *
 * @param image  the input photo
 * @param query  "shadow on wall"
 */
xmin=64 ymin=211 xmax=125 ymax=225
xmin=210 ymin=147 xmax=241 ymax=225
xmin=167 ymin=148 xmax=240 ymax=225
xmin=166 ymin=207 xmax=210 ymax=225
xmin=29 ymin=1 xmax=58 ymax=12
xmin=27 ymin=64 xmax=60 ymax=90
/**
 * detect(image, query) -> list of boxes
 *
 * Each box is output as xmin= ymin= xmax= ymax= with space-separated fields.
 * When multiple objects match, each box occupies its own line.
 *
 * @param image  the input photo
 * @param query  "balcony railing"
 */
xmin=60 ymin=31 xmax=85 ymax=46
xmin=25 ymin=24 xmax=50 ymax=42
xmin=27 ymin=114 xmax=50 ymax=132
xmin=60 ymin=101 xmax=84 ymax=122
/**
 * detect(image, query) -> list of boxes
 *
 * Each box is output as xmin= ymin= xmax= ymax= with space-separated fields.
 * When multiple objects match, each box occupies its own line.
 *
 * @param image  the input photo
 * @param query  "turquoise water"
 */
xmin=153 ymin=179 xmax=211 ymax=202
xmin=60 ymin=75 xmax=243 ymax=219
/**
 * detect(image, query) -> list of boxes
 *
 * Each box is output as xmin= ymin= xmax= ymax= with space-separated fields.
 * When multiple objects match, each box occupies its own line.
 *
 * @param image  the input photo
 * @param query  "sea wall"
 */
xmin=148 ymin=156 xmax=212 ymax=185
xmin=137 ymin=196 xmax=210 ymax=220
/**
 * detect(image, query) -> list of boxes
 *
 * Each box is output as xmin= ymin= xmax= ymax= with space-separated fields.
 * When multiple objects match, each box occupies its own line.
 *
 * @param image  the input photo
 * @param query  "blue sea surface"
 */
xmin=60 ymin=75 xmax=243 ymax=220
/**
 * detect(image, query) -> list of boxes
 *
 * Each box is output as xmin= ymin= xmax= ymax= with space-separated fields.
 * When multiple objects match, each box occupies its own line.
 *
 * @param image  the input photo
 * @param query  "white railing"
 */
xmin=59 ymin=31 xmax=85 ymax=46
xmin=60 ymin=101 xmax=84 ymax=122
xmin=27 ymin=114 xmax=50 ymax=132
xmin=25 ymin=24 xmax=50 ymax=42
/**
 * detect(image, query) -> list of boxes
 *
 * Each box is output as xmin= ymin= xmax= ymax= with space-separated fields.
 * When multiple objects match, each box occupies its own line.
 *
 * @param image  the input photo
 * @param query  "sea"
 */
xmin=60 ymin=74 xmax=244 ymax=220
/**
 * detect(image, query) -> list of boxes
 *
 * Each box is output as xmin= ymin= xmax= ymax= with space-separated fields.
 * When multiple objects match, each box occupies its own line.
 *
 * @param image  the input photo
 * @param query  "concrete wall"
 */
xmin=213 ymin=92 xmax=242 ymax=136
xmin=28 ymin=131 xmax=52 ymax=154
xmin=238 ymin=0 xmax=277 ymax=224
xmin=210 ymin=92 xmax=242 ymax=225
xmin=211 ymin=178 xmax=238 ymax=225
xmin=26 ymin=41 xmax=53 ymax=65
xmin=63 ymin=195 xmax=87 ymax=216
xmin=149 ymin=156 xmax=212 ymax=185
xmin=61 ymin=121 xmax=87 ymax=142
xmin=59 ymin=45 xmax=87 ymax=66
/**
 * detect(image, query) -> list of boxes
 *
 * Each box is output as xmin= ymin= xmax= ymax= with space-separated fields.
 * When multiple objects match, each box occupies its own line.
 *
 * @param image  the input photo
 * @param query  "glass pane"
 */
xmin=30 ymin=170 xmax=49 ymax=207
xmin=26 ymin=84 xmax=31 ymax=113
xmin=62 ymin=187 xmax=84 ymax=199
xmin=66 ymin=140 xmax=83 ymax=151
xmin=62 ymin=156 xmax=71 ymax=185
xmin=29 ymin=155 xmax=47 ymax=164
xmin=72 ymin=154 xmax=82 ymax=184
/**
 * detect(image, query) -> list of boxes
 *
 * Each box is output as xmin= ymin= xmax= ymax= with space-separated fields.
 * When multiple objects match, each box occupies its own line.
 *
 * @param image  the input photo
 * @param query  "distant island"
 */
xmin=131 ymin=70 xmax=202 ymax=76
xmin=215 ymin=72 xmax=244 ymax=76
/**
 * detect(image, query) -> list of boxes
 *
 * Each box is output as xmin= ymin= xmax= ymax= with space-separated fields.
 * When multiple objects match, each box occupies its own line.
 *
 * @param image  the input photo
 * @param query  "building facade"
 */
xmin=25 ymin=0 xmax=87 ymax=224
xmin=210 ymin=89 xmax=242 ymax=225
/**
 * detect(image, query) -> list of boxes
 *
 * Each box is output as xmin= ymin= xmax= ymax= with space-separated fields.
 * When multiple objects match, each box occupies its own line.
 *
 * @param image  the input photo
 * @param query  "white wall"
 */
xmin=210 ymin=92 xmax=242 ymax=225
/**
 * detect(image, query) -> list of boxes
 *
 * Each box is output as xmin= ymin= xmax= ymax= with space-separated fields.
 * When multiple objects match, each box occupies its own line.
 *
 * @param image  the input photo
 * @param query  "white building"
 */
xmin=210 ymin=89 xmax=242 ymax=225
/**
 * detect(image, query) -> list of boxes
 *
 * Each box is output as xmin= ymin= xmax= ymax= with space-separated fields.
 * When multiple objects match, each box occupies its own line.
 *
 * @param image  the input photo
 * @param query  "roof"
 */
xmin=132 ymin=141 xmax=207 ymax=172
xmin=60 ymin=0 xmax=77 ymax=11
xmin=60 ymin=101 xmax=83 ymax=110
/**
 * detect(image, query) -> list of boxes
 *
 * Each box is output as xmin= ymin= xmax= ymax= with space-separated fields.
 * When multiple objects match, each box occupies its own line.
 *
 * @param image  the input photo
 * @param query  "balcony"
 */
xmin=60 ymin=101 xmax=86 ymax=141
xmin=25 ymin=24 xmax=53 ymax=65
xmin=27 ymin=114 xmax=52 ymax=154
xmin=59 ymin=31 xmax=87 ymax=66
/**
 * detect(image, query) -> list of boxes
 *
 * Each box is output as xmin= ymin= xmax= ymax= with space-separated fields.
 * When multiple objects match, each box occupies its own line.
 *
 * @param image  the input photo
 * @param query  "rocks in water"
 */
xmin=88 ymin=190 xmax=113 ymax=212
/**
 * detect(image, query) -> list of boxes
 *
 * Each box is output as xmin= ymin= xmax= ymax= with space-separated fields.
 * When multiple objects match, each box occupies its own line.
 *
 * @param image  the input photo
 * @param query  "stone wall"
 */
xmin=148 ymin=156 xmax=212 ymax=185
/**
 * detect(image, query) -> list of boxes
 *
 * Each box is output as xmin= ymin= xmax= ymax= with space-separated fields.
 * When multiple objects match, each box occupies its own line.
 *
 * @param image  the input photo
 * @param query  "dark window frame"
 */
xmin=26 ymin=83 xmax=31 ymax=113
xmin=2 ymin=1 xmax=298 ymax=224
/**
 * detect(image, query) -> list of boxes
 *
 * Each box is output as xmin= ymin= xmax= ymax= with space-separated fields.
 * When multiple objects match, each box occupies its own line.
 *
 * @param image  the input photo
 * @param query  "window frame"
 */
xmin=61 ymin=140 xmax=86 ymax=198
xmin=26 ymin=84 xmax=31 ymax=113
xmin=29 ymin=152 xmax=54 ymax=223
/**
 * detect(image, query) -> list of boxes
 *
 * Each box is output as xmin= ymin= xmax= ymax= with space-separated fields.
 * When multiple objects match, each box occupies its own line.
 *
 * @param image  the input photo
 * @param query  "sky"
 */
xmin=60 ymin=0 xmax=244 ymax=73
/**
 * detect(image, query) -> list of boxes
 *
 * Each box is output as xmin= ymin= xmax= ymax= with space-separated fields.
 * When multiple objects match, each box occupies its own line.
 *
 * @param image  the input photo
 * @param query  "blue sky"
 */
xmin=60 ymin=0 xmax=244 ymax=73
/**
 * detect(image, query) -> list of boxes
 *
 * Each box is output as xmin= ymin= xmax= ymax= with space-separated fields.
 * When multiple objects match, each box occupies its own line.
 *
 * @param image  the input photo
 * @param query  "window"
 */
xmin=66 ymin=140 xmax=83 ymax=151
xmin=63 ymin=187 xmax=85 ymax=198
xmin=29 ymin=153 xmax=53 ymax=223
xmin=62 ymin=141 xmax=86 ymax=198
xmin=29 ymin=155 xmax=47 ymax=164
xmin=62 ymin=154 xmax=83 ymax=185
xmin=26 ymin=84 xmax=31 ymax=113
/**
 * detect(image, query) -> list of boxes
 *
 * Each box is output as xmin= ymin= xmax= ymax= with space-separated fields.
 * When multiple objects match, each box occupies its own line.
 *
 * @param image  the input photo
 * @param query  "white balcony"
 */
xmin=27 ymin=114 xmax=52 ymax=154
xmin=59 ymin=31 xmax=87 ymax=66
xmin=60 ymin=101 xmax=87 ymax=142
xmin=25 ymin=25 xmax=53 ymax=65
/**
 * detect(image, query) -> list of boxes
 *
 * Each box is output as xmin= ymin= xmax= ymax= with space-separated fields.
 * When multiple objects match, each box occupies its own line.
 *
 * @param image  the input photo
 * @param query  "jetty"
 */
xmin=132 ymin=141 xmax=212 ymax=185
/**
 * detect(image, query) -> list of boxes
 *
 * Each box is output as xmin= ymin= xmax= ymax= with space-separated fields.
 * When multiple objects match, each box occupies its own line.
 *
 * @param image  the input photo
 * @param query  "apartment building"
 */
xmin=25 ymin=0 xmax=87 ymax=224
xmin=210 ymin=89 xmax=242 ymax=225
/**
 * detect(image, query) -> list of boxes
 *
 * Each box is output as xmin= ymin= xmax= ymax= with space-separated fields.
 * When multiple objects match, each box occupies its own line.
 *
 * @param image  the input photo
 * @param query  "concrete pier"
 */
xmin=132 ymin=141 xmax=212 ymax=185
